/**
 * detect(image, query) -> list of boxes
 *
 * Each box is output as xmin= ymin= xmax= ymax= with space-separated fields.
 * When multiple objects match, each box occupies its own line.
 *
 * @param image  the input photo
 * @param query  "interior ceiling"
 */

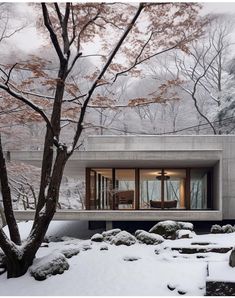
xmin=93 ymin=168 xmax=188 ymax=180
xmin=22 ymin=160 xmax=216 ymax=179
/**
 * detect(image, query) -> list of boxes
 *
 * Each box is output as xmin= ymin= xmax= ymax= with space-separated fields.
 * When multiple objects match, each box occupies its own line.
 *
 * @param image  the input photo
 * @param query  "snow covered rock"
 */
xmin=149 ymin=221 xmax=179 ymax=239
xmin=211 ymin=224 xmax=235 ymax=234
xmin=30 ymin=252 xmax=69 ymax=281
xmin=123 ymin=255 xmax=141 ymax=261
xmin=91 ymin=233 xmax=104 ymax=242
xmin=178 ymin=222 xmax=194 ymax=231
xmin=111 ymin=231 xmax=136 ymax=246
xmin=135 ymin=229 xmax=144 ymax=237
xmin=60 ymin=247 xmax=80 ymax=259
xmin=100 ymin=244 xmax=108 ymax=251
xmin=81 ymin=243 xmax=92 ymax=251
xmin=167 ymin=283 xmax=176 ymax=291
xmin=222 ymin=224 xmax=234 ymax=233
xmin=136 ymin=230 xmax=164 ymax=245
xmin=176 ymin=229 xmax=195 ymax=239
xmin=211 ymin=224 xmax=222 ymax=233
xmin=229 ymin=248 xmax=235 ymax=267
xmin=178 ymin=289 xmax=187 ymax=295
xmin=102 ymin=228 xmax=121 ymax=241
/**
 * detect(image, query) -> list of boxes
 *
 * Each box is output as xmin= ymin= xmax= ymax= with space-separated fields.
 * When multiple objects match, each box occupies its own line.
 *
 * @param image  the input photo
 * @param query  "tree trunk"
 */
xmin=0 ymin=134 xmax=21 ymax=245
xmin=6 ymin=254 xmax=34 ymax=278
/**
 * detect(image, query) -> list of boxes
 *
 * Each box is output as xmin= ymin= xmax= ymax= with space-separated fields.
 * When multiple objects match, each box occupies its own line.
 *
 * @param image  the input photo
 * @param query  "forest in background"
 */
xmin=1 ymin=3 xmax=235 ymax=152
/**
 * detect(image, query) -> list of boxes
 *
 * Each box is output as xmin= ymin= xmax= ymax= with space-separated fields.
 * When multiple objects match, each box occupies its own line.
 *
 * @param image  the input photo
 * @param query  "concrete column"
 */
xmin=106 ymin=221 xmax=113 ymax=231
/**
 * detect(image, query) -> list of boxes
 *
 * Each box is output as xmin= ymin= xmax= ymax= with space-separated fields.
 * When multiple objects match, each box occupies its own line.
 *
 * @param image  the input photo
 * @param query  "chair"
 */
xmin=112 ymin=190 xmax=134 ymax=209
xmin=150 ymin=199 xmax=177 ymax=209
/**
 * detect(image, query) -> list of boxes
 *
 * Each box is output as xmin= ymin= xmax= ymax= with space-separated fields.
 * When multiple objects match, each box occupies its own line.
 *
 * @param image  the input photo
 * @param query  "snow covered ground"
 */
xmin=1 ymin=221 xmax=235 ymax=296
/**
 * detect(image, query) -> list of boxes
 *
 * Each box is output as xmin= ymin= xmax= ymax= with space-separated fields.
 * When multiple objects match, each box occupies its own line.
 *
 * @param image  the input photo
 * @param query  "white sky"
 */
xmin=5 ymin=2 xmax=235 ymax=53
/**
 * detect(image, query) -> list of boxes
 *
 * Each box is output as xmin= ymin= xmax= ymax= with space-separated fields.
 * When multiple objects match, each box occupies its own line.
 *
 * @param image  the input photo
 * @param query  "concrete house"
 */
xmin=12 ymin=135 xmax=235 ymax=227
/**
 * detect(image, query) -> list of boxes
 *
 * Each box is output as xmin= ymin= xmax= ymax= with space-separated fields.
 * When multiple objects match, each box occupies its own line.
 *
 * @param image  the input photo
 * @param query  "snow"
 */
xmin=176 ymin=229 xmax=195 ymax=239
xmin=207 ymin=262 xmax=235 ymax=283
xmin=1 ymin=221 xmax=235 ymax=295
xmin=30 ymin=252 xmax=69 ymax=281
xmin=3 ymin=220 xmax=101 ymax=241
xmin=135 ymin=230 xmax=164 ymax=245
xmin=111 ymin=230 xmax=136 ymax=246
xmin=91 ymin=233 xmax=103 ymax=242
xmin=178 ymin=222 xmax=194 ymax=231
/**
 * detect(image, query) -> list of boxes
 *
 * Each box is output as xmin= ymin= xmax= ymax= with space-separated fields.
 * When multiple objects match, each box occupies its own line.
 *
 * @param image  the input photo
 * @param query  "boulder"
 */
xmin=81 ymin=243 xmax=92 ymax=251
xmin=211 ymin=224 xmax=222 ymax=234
xmin=102 ymin=228 xmax=121 ymax=241
xmin=229 ymin=248 xmax=235 ymax=267
xmin=111 ymin=231 xmax=136 ymax=246
xmin=136 ymin=230 xmax=164 ymax=245
xmin=100 ymin=244 xmax=109 ymax=251
xmin=149 ymin=220 xmax=179 ymax=239
xmin=91 ymin=233 xmax=104 ymax=242
xmin=30 ymin=252 xmax=69 ymax=281
xmin=178 ymin=222 xmax=194 ymax=231
xmin=60 ymin=247 xmax=80 ymax=259
xmin=176 ymin=229 xmax=195 ymax=239
xmin=123 ymin=255 xmax=141 ymax=261
xmin=135 ymin=229 xmax=145 ymax=237
xmin=222 ymin=224 xmax=234 ymax=233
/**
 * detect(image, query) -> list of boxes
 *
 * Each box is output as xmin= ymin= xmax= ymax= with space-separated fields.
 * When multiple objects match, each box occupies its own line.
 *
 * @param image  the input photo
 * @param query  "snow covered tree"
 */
xmin=0 ymin=2 xmax=206 ymax=278
xmin=169 ymin=15 xmax=234 ymax=134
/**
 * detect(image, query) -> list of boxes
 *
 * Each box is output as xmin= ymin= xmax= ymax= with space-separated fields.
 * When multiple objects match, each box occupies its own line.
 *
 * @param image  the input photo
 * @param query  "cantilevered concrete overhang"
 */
xmin=68 ymin=149 xmax=222 ymax=168
xmin=10 ymin=149 xmax=222 ymax=174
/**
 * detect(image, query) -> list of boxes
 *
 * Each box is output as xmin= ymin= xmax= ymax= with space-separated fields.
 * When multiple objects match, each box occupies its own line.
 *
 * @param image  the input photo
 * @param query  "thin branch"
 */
xmin=190 ymin=51 xmax=222 ymax=134
xmin=113 ymin=42 xmax=181 ymax=83
xmin=71 ymin=3 xmax=145 ymax=152
xmin=5 ymin=63 xmax=17 ymax=85
xmin=41 ymin=3 xmax=65 ymax=63
xmin=54 ymin=3 xmax=63 ymax=27
xmin=0 ymin=82 xmax=57 ymax=142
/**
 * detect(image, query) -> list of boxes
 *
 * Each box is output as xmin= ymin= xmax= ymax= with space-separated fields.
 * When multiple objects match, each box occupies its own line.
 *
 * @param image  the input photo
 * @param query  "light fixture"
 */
xmin=156 ymin=171 xmax=170 ymax=180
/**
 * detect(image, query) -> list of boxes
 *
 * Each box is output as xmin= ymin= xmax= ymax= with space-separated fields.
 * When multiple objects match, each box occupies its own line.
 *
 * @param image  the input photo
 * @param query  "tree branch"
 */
xmin=0 ymin=82 xmax=57 ymax=144
xmin=71 ymin=3 xmax=145 ymax=152
xmin=41 ymin=3 xmax=65 ymax=63
xmin=0 ymin=134 xmax=21 ymax=245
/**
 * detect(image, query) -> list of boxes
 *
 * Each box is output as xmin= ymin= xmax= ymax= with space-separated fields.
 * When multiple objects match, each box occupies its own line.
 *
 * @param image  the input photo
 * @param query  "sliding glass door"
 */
xmin=190 ymin=168 xmax=212 ymax=209
xmin=140 ymin=169 xmax=186 ymax=209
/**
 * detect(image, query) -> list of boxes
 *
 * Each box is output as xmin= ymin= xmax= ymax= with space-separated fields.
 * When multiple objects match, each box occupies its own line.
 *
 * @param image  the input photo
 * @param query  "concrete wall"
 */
xmin=87 ymin=135 xmax=234 ymax=151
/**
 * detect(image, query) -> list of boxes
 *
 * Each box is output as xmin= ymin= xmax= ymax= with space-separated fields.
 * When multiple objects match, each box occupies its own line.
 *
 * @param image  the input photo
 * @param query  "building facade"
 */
xmin=10 ymin=135 xmax=235 ymax=223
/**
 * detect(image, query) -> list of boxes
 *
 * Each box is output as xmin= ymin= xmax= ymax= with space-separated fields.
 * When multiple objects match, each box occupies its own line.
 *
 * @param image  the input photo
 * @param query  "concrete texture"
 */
xmin=14 ymin=210 xmax=222 ymax=221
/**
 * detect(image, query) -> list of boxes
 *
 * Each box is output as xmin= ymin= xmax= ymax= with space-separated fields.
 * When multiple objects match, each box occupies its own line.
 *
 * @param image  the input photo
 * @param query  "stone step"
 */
xmin=170 ymin=247 xmax=232 ymax=254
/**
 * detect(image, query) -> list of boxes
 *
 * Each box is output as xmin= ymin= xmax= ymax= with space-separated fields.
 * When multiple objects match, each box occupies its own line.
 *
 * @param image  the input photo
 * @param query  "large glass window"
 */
xmin=90 ymin=168 xmax=112 ymax=210
xmin=114 ymin=169 xmax=135 ymax=209
xmin=87 ymin=167 xmax=212 ymax=210
xmin=140 ymin=169 xmax=186 ymax=209
xmin=140 ymin=169 xmax=161 ymax=209
xmin=163 ymin=169 xmax=186 ymax=209
xmin=190 ymin=168 xmax=212 ymax=209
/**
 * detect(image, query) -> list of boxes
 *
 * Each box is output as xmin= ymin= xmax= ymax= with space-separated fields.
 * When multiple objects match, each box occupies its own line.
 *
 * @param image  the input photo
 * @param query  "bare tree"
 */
xmin=172 ymin=15 xmax=234 ymax=134
xmin=0 ymin=3 xmax=206 ymax=278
